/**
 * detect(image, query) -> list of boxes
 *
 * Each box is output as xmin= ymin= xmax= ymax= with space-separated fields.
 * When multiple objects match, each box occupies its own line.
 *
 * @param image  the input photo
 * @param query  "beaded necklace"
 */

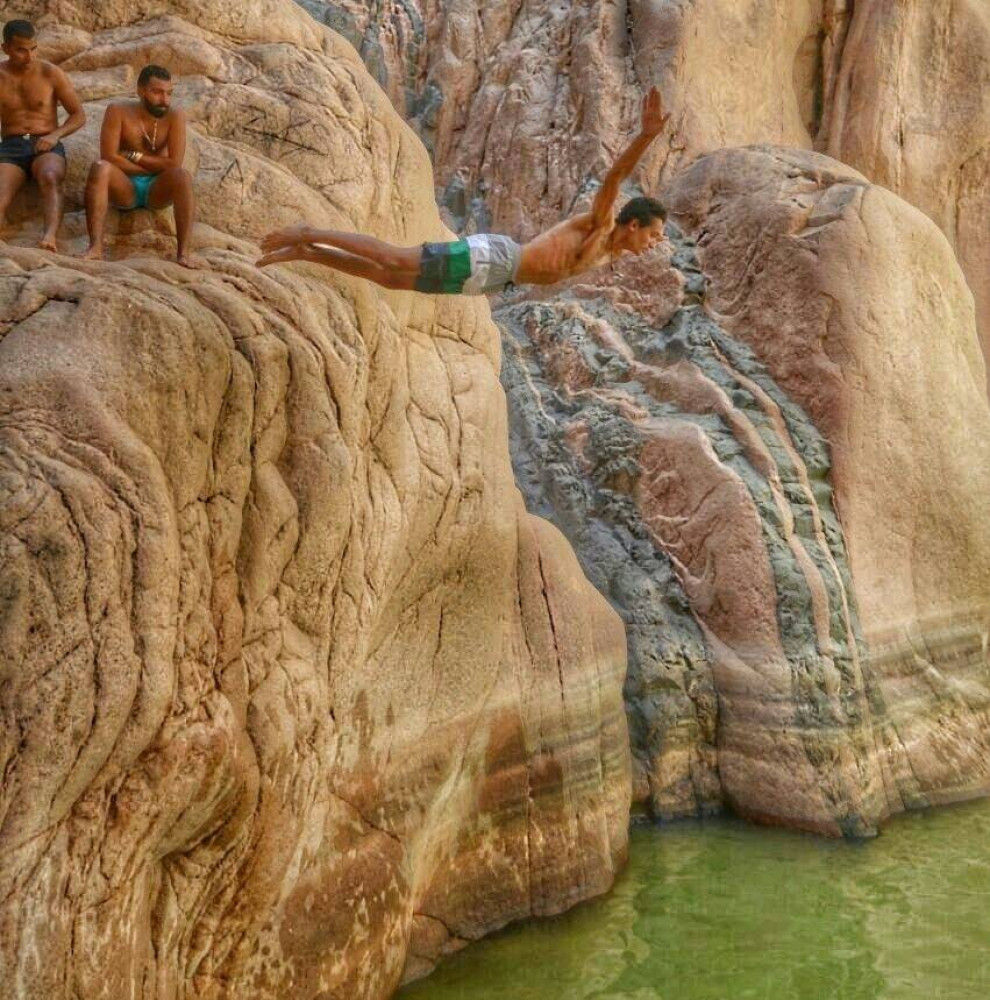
xmin=141 ymin=117 xmax=158 ymax=151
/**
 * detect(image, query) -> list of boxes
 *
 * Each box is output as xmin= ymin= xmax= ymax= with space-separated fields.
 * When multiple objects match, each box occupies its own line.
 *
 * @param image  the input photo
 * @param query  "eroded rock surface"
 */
xmin=301 ymin=0 xmax=825 ymax=238
xmin=818 ymin=0 xmax=990 ymax=383
xmin=0 ymin=4 xmax=630 ymax=998
xmin=500 ymin=146 xmax=990 ymax=836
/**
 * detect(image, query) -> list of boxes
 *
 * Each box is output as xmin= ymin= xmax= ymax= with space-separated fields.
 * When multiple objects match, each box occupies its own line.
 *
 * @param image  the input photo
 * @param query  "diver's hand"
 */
xmin=641 ymin=87 xmax=670 ymax=137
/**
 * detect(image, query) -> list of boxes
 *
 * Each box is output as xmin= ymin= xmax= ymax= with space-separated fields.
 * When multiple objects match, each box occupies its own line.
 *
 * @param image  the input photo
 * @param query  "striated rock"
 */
xmin=301 ymin=0 xmax=825 ymax=238
xmin=500 ymin=146 xmax=990 ymax=835
xmin=669 ymin=148 xmax=990 ymax=818
xmin=818 ymin=0 xmax=990 ymax=383
xmin=0 ymin=3 xmax=630 ymax=998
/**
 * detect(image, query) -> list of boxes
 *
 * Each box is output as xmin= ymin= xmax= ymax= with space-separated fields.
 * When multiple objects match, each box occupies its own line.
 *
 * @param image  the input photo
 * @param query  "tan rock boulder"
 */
xmin=0 ymin=3 xmax=630 ymax=998
xmin=500 ymin=146 xmax=990 ymax=835
xmin=818 ymin=0 xmax=990 ymax=384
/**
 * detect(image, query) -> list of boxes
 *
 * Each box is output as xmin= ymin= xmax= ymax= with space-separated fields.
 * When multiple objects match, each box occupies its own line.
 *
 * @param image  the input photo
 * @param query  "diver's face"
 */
xmin=3 ymin=36 xmax=38 ymax=70
xmin=622 ymin=218 xmax=667 ymax=255
xmin=139 ymin=77 xmax=174 ymax=117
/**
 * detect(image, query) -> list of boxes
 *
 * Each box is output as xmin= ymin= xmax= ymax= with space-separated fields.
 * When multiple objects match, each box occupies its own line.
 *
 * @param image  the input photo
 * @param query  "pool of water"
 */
xmin=399 ymin=800 xmax=990 ymax=1000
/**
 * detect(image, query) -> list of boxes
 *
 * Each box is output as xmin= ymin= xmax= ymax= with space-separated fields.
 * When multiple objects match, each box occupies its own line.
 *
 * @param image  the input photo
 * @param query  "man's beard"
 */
xmin=143 ymin=100 xmax=169 ymax=119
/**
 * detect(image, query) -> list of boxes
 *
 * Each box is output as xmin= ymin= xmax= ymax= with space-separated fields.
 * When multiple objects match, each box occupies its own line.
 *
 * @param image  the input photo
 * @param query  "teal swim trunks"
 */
xmin=124 ymin=173 xmax=157 ymax=210
xmin=415 ymin=234 xmax=522 ymax=295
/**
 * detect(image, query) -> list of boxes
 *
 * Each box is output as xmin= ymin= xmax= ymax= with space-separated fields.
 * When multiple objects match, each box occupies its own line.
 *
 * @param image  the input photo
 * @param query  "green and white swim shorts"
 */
xmin=415 ymin=234 xmax=522 ymax=295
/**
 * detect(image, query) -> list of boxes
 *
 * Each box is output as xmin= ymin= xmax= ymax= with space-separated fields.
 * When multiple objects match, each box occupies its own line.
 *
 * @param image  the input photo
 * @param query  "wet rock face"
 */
xmin=499 ymin=229 xmax=875 ymax=833
xmin=308 ymin=0 xmax=990 ymax=377
xmin=0 ymin=3 xmax=631 ymax=998
xmin=499 ymin=146 xmax=990 ymax=836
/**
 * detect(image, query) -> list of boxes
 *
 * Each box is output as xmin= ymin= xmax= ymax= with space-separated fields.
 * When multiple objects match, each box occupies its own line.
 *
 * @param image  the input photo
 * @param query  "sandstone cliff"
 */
xmin=0 ymin=3 xmax=630 ymax=998
xmin=306 ymin=0 xmax=990 ymax=377
xmin=500 ymin=146 xmax=990 ymax=835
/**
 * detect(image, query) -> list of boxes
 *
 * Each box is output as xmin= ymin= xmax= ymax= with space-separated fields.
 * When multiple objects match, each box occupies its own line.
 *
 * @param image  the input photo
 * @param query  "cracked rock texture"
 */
xmin=499 ymin=145 xmax=990 ymax=836
xmin=817 ymin=0 xmax=990 ymax=388
xmin=0 ymin=3 xmax=630 ymax=998
xmin=304 ymin=0 xmax=990 ymax=379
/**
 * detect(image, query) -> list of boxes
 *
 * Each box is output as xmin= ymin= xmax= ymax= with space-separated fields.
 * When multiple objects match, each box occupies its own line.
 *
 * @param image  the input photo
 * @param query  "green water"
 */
xmin=400 ymin=802 xmax=990 ymax=1000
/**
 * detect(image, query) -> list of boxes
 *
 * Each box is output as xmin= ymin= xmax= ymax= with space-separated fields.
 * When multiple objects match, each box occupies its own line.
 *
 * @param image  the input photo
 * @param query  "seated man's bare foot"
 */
xmin=79 ymin=244 xmax=104 ymax=261
xmin=256 ymin=245 xmax=310 ymax=268
xmin=260 ymin=221 xmax=314 ymax=254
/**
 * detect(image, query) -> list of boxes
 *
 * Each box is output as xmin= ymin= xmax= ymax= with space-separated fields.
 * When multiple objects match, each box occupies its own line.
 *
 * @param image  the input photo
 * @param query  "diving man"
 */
xmin=257 ymin=88 xmax=671 ymax=294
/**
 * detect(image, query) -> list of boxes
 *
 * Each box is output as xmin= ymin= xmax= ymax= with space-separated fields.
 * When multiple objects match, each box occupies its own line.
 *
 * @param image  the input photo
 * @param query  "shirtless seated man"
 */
xmin=257 ymin=87 xmax=671 ymax=293
xmin=81 ymin=64 xmax=196 ymax=266
xmin=0 ymin=19 xmax=85 ymax=250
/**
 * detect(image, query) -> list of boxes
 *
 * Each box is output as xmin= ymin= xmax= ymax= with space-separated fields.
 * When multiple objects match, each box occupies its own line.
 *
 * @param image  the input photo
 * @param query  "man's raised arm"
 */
xmin=589 ymin=87 xmax=670 ymax=227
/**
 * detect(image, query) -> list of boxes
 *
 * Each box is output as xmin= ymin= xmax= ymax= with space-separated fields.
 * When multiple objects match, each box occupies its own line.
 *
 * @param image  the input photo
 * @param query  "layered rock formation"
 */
xmin=500 ymin=145 xmax=990 ymax=835
xmin=306 ymin=0 xmax=990 ymax=374
xmin=0 ymin=4 xmax=631 ymax=998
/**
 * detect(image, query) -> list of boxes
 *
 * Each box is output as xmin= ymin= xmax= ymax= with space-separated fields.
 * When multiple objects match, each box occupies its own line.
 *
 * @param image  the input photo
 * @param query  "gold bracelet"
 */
xmin=133 ymin=151 xmax=143 ymax=163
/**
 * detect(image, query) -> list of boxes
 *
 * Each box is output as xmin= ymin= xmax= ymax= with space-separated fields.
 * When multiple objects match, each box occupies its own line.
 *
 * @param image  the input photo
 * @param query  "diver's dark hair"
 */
xmin=3 ymin=19 xmax=36 ymax=44
xmin=616 ymin=196 xmax=667 ymax=227
xmin=137 ymin=64 xmax=171 ymax=87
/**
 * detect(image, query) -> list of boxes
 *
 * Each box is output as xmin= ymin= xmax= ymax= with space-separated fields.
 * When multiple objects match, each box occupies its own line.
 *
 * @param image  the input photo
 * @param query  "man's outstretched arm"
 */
xmin=590 ymin=87 xmax=669 ymax=227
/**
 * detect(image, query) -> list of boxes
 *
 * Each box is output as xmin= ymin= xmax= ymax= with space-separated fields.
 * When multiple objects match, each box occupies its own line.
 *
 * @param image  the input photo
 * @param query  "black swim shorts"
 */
xmin=0 ymin=134 xmax=67 ymax=173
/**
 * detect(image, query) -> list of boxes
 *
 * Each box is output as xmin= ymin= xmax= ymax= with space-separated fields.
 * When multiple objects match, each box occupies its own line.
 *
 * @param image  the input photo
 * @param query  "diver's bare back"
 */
xmin=0 ymin=57 xmax=62 ymax=136
xmin=515 ymin=214 xmax=613 ymax=285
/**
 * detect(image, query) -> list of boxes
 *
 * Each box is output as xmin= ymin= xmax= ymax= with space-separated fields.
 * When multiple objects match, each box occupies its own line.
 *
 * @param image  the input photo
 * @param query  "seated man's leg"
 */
xmin=31 ymin=150 xmax=67 ymax=251
xmin=81 ymin=159 xmax=137 ymax=259
xmin=0 ymin=162 xmax=27 ymax=237
xmin=147 ymin=167 xmax=195 ymax=266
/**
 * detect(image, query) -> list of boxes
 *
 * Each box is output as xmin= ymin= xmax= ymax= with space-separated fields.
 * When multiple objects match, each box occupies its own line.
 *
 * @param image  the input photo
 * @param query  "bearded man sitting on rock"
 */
xmin=81 ymin=64 xmax=196 ymax=266
xmin=0 ymin=18 xmax=86 ymax=251
xmin=257 ymin=87 xmax=670 ymax=295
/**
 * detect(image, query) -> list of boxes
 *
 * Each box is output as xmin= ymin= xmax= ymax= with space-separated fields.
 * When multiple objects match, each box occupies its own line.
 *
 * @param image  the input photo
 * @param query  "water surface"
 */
xmin=400 ymin=801 xmax=990 ymax=1000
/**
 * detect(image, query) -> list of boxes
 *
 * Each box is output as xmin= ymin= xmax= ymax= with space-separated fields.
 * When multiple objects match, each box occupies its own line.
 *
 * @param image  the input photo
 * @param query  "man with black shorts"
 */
xmin=0 ymin=19 xmax=85 ymax=251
